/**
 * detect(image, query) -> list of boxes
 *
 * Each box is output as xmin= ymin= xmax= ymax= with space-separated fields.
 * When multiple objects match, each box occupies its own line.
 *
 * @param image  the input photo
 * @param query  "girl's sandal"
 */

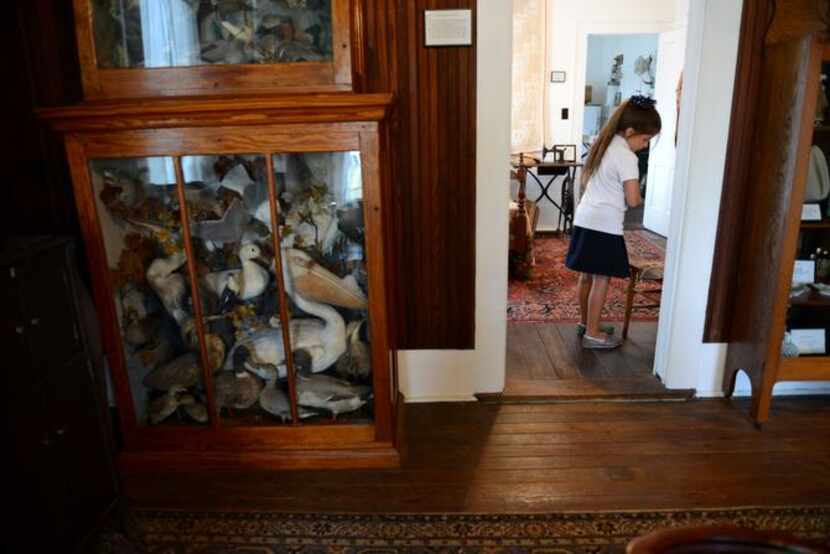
xmin=582 ymin=334 xmax=623 ymax=350
xmin=577 ymin=322 xmax=615 ymax=336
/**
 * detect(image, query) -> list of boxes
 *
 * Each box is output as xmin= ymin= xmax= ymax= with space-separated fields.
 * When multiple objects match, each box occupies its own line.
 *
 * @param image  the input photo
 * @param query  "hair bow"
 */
xmin=629 ymin=95 xmax=656 ymax=109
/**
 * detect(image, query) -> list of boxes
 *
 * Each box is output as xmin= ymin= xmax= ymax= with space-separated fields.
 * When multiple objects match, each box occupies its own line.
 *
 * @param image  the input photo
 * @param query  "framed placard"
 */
xmin=790 ymin=329 xmax=826 ymax=355
xmin=802 ymin=204 xmax=822 ymax=221
xmin=551 ymin=70 xmax=567 ymax=83
xmin=425 ymin=10 xmax=473 ymax=47
xmin=792 ymin=260 xmax=816 ymax=285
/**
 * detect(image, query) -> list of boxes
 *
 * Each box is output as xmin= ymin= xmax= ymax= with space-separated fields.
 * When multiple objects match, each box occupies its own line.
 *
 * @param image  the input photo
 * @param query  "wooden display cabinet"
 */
xmin=73 ymin=0 xmax=361 ymax=99
xmin=720 ymin=28 xmax=830 ymax=424
xmin=41 ymin=94 xmax=399 ymax=470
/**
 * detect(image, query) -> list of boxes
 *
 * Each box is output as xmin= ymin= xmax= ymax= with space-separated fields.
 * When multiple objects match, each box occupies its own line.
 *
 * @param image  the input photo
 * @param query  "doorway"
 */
xmin=506 ymin=2 xmax=691 ymax=399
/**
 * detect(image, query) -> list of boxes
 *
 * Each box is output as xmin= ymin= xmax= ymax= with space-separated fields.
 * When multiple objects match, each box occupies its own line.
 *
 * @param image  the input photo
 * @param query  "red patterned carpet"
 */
xmin=508 ymin=230 xmax=665 ymax=323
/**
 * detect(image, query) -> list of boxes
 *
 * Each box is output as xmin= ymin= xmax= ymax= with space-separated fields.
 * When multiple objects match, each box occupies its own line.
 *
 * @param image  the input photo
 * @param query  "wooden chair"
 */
xmin=627 ymin=526 xmax=830 ymax=554
xmin=509 ymin=159 xmax=540 ymax=280
xmin=623 ymin=257 xmax=664 ymax=339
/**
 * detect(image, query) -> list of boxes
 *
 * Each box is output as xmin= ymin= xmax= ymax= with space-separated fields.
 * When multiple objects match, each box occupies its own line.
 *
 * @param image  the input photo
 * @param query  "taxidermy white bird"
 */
xmin=224 ymin=250 xmax=348 ymax=377
xmin=203 ymin=243 xmax=270 ymax=301
xmin=146 ymin=250 xmax=188 ymax=325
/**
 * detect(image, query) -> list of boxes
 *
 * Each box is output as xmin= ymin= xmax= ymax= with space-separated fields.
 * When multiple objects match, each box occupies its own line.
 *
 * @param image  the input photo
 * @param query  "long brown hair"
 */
xmin=581 ymin=97 xmax=662 ymax=187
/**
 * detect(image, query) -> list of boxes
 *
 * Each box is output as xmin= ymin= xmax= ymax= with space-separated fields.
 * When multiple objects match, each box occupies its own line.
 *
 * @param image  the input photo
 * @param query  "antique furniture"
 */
xmin=73 ymin=0 xmax=359 ymax=98
xmin=5 ymin=237 xmax=119 ymax=551
xmin=511 ymin=152 xmax=581 ymax=234
xmin=509 ymin=157 xmax=540 ymax=279
xmin=40 ymin=93 xmax=399 ymax=470
xmin=622 ymin=257 xmax=664 ymax=340
xmin=715 ymin=11 xmax=830 ymax=424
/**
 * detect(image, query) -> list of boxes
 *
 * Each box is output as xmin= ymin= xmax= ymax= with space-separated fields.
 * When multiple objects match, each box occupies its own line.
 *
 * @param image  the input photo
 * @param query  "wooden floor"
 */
xmin=122 ymin=397 xmax=830 ymax=512
xmin=504 ymin=322 xmax=691 ymax=399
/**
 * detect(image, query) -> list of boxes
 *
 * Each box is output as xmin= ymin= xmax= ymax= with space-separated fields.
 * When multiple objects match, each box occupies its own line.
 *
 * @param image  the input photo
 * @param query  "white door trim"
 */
xmin=653 ymin=0 xmax=706 ymax=384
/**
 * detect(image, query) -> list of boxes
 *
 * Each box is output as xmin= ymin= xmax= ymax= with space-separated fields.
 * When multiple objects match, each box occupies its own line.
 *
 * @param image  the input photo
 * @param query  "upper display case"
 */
xmin=74 ymin=0 xmax=358 ymax=98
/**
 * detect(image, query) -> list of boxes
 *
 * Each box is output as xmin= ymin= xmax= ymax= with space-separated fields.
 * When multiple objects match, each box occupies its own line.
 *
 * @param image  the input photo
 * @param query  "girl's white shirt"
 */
xmin=573 ymin=134 xmax=640 ymax=236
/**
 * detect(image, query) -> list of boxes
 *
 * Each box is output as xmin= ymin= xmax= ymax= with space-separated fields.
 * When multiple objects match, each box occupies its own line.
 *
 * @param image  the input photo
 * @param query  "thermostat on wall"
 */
xmin=424 ymin=9 xmax=472 ymax=47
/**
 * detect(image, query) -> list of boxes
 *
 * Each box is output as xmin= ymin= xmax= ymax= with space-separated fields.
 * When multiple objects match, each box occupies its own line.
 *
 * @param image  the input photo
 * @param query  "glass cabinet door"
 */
xmin=274 ymin=152 xmax=374 ymax=423
xmin=90 ymin=150 xmax=375 ymax=428
xmin=180 ymin=154 xmax=293 ymax=426
xmin=89 ymin=157 xmax=210 ymax=427
xmin=91 ymin=0 xmax=333 ymax=69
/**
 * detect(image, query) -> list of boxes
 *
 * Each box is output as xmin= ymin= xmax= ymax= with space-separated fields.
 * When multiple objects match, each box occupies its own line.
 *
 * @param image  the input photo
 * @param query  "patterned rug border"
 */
xmin=133 ymin=506 xmax=830 ymax=545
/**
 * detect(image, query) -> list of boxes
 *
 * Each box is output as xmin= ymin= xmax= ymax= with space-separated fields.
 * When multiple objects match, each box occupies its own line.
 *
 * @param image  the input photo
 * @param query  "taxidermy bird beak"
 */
xmin=285 ymin=249 xmax=368 ymax=310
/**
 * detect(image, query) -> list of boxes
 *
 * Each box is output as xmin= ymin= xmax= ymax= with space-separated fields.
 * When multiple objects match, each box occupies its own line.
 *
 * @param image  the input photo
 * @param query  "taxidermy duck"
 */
xmin=225 ymin=251 xmax=348 ymax=378
xmin=146 ymin=250 xmax=189 ymax=325
xmin=203 ymin=243 xmax=270 ymax=303
xmin=214 ymin=370 xmax=264 ymax=412
xmin=296 ymin=374 xmax=371 ymax=419
xmin=245 ymin=364 xmax=317 ymax=422
xmin=147 ymin=386 xmax=190 ymax=425
xmin=335 ymin=320 xmax=372 ymax=380
xmin=182 ymin=396 xmax=209 ymax=424
xmin=143 ymin=352 xmax=201 ymax=391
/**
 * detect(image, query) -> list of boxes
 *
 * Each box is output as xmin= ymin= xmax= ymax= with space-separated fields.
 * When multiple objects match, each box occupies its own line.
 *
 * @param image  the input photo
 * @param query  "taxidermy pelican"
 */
xmin=203 ymin=243 xmax=270 ymax=302
xmin=146 ymin=250 xmax=188 ymax=325
xmin=224 ymin=250 xmax=349 ymax=378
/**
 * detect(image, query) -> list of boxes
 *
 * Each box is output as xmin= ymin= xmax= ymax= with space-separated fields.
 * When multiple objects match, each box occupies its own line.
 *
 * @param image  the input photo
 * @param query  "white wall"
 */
xmin=546 ymin=0 xmax=676 ymax=147
xmin=585 ymin=33 xmax=659 ymax=108
xmin=397 ymin=0 xmax=512 ymax=402
xmin=531 ymin=0 xmax=675 ymax=230
xmin=656 ymin=0 xmax=830 ymax=397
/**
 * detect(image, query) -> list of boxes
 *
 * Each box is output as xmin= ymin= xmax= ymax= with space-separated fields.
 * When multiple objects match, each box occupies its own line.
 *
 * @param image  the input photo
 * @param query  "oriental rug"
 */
xmin=115 ymin=506 xmax=830 ymax=554
xmin=508 ymin=230 xmax=665 ymax=324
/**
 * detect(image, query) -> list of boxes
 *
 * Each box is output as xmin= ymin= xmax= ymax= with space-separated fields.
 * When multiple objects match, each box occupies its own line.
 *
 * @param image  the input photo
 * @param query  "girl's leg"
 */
xmin=586 ymin=275 xmax=611 ymax=338
xmin=578 ymin=273 xmax=593 ymax=325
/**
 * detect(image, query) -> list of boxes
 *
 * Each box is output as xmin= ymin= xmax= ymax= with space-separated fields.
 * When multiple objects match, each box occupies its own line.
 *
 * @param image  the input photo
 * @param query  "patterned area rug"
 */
xmin=508 ymin=230 xmax=665 ymax=323
xmin=124 ymin=507 xmax=830 ymax=553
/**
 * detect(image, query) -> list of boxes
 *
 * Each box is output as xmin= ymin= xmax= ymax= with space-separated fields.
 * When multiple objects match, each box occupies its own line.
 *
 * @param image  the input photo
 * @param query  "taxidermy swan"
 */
xmin=203 ymin=243 xmax=270 ymax=301
xmin=224 ymin=252 xmax=347 ymax=378
xmin=146 ymin=250 xmax=188 ymax=325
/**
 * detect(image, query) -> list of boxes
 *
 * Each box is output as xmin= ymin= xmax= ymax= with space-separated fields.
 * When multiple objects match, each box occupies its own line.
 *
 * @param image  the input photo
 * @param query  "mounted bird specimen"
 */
xmin=296 ymin=374 xmax=371 ymax=419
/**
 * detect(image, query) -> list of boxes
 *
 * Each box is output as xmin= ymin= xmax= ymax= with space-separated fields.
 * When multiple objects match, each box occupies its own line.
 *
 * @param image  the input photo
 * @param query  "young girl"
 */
xmin=566 ymin=95 xmax=661 ymax=349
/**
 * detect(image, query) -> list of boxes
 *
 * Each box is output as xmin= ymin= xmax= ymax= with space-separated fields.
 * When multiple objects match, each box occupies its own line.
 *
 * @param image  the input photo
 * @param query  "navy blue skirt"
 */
xmin=565 ymin=226 xmax=630 ymax=278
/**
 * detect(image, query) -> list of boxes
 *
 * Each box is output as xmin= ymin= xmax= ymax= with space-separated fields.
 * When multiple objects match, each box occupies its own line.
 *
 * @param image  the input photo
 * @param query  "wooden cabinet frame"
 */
xmin=73 ymin=0 xmax=359 ymax=99
xmin=42 ymin=94 xmax=399 ymax=469
xmin=705 ymin=0 xmax=830 ymax=424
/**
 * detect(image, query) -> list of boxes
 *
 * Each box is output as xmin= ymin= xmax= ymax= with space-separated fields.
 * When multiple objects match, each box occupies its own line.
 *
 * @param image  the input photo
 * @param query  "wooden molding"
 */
xmin=38 ymin=93 xmax=393 ymax=132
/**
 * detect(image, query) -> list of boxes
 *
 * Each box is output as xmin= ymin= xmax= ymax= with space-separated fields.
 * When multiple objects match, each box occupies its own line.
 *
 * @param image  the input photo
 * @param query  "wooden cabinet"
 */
xmin=73 ymin=0 xmax=361 ymax=99
xmin=719 ymin=13 xmax=830 ymax=423
xmin=4 ymin=237 xmax=118 ymax=551
xmin=41 ymin=94 xmax=399 ymax=470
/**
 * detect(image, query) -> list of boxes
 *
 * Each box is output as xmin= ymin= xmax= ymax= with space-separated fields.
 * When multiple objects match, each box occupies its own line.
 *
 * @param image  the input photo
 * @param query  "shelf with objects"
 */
xmin=720 ymin=29 xmax=830 ymax=424
xmin=74 ymin=0 xmax=359 ymax=98
xmin=781 ymin=54 xmax=830 ymax=378
xmin=40 ymin=94 xmax=398 ymax=469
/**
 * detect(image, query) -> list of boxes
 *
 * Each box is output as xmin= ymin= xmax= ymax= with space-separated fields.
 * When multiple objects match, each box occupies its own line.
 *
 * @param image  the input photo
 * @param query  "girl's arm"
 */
xmin=624 ymin=179 xmax=642 ymax=207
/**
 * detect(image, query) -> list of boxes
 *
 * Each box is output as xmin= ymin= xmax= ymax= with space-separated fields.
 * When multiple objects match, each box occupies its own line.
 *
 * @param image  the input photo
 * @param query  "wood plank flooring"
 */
xmin=503 ymin=322 xmax=691 ymax=399
xmin=122 ymin=397 xmax=830 ymax=512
